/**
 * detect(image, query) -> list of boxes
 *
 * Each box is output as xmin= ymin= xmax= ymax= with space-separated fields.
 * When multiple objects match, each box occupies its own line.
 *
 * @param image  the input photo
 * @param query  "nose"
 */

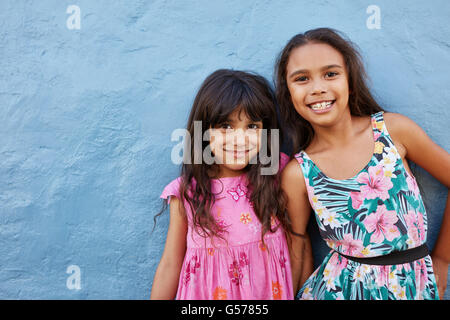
xmin=226 ymin=129 xmax=249 ymax=150
xmin=310 ymin=79 xmax=327 ymax=95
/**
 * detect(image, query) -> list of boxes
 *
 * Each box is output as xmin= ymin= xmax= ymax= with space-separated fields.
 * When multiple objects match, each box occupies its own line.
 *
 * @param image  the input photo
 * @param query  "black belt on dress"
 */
xmin=335 ymin=244 xmax=429 ymax=265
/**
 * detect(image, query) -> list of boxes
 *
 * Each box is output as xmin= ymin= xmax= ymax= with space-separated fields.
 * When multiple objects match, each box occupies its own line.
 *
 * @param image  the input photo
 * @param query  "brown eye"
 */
xmin=325 ymin=71 xmax=338 ymax=78
xmin=248 ymin=123 xmax=261 ymax=130
xmin=295 ymin=76 xmax=308 ymax=82
xmin=218 ymin=123 xmax=232 ymax=129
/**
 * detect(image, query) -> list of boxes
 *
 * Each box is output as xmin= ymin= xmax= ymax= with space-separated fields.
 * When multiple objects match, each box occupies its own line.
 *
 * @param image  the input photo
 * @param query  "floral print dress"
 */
xmin=160 ymin=153 xmax=293 ymax=300
xmin=295 ymin=112 xmax=439 ymax=300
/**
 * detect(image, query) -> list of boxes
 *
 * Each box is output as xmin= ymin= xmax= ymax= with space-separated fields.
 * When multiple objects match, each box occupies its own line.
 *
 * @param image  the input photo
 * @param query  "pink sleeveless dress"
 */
xmin=160 ymin=153 xmax=293 ymax=300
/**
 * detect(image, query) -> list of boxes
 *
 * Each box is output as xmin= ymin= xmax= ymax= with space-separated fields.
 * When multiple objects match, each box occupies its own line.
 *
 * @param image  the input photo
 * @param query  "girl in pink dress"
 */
xmin=151 ymin=69 xmax=308 ymax=300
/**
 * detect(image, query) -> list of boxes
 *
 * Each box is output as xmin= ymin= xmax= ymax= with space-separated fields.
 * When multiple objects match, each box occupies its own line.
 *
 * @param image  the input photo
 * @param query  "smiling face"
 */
xmin=209 ymin=108 xmax=263 ymax=177
xmin=286 ymin=42 xmax=350 ymax=128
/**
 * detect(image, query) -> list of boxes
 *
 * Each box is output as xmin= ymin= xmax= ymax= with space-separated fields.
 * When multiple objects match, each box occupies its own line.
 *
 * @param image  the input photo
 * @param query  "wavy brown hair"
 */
xmin=274 ymin=28 xmax=385 ymax=154
xmin=156 ymin=69 xmax=292 ymax=244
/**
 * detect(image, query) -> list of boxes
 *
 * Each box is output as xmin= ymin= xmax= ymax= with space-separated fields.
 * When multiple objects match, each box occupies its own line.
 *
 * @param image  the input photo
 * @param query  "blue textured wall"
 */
xmin=1 ymin=0 xmax=449 ymax=299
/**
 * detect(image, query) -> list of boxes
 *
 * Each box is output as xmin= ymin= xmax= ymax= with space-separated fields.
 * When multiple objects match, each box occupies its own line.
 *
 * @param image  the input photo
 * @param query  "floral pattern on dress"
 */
xmin=272 ymin=281 xmax=283 ymax=300
xmin=229 ymin=253 xmax=249 ymax=286
xmin=160 ymin=153 xmax=293 ymax=299
xmin=295 ymin=112 xmax=438 ymax=300
xmin=240 ymin=212 xmax=252 ymax=224
xmin=212 ymin=286 xmax=227 ymax=300
xmin=227 ymin=184 xmax=247 ymax=201
xmin=183 ymin=255 xmax=200 ymax=286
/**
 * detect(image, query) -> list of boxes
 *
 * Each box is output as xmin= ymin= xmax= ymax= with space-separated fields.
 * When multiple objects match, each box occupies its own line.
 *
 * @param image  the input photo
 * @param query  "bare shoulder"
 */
xmin=282 ymin=158 xmax=304 ymax=179
xmin=281 ymin=158 xmax=306 ymax=193
xmin=383 ymin=112 xmax=424 ymax=153
xmin=384 ymin=112 xmax=450 ymax=187
xmin=383 ymin=112 xmax=421 ymax=134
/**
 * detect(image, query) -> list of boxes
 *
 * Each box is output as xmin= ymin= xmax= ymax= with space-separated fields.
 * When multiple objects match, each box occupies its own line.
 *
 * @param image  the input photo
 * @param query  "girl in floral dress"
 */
xmin=151 ymin=69 xmax=308 ymax=299
xmin=275 ymin=28 xmax=450 ymax=300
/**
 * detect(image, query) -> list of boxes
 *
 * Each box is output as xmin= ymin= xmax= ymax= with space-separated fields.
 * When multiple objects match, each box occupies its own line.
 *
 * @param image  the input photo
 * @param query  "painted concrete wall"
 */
xmin=0 ymin=0 xmax=449 ymax=299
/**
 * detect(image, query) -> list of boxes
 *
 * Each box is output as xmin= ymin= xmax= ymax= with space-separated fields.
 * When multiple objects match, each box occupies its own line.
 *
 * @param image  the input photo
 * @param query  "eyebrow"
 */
xmin=288 ymin=64 xmax=343 ymax=79
xmin=225 ymin=118 xmax=262 ymax=124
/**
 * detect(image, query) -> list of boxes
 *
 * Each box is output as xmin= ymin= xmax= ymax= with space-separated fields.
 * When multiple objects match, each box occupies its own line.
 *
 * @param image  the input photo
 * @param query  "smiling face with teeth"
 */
xmin=286 ymin=42 xmax=350 ymax=127
xmin=209 ymin=108 xmax=263 ymax=177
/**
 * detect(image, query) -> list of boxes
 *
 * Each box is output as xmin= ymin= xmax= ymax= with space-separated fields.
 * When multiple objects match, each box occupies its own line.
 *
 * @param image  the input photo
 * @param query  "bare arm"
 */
xmin=298 ymin=233 xmax=314 ymax=291
xmin=150 ymin=197 xmax=188 ymax=299
xmin=385 ymin=112 xmax=450 ymax=298
xmin=281 ymin=159 xmax=314 ymax=295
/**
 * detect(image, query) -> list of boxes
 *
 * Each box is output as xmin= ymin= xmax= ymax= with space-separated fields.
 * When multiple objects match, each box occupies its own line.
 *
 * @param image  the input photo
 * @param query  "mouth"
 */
xmin=223 ymin=149 xmax=250 ymax=158
xmin=307 ymin=100 xmax=335 ymax=113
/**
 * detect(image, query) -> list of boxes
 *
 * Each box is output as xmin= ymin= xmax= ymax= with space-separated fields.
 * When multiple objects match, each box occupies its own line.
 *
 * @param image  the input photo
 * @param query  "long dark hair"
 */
xmin=156 ymin=69 xmax=291 ymax=243
xmin=275 ymin=28 xmax=384 ymax=154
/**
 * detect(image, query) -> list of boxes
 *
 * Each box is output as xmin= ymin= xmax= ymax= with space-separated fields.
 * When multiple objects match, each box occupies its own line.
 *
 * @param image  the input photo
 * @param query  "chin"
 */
xmin=224 ymin=162 xmax=249 ymax=172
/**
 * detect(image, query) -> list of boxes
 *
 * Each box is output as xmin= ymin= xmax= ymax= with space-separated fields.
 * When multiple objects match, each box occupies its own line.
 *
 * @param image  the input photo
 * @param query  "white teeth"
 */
xmin=310 ymin=101 xmax=333 ymax=110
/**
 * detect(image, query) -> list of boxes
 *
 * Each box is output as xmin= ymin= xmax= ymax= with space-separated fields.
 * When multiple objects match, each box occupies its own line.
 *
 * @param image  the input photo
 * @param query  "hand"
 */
xmin=431 ymin=254 xmax=449 ymax=300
